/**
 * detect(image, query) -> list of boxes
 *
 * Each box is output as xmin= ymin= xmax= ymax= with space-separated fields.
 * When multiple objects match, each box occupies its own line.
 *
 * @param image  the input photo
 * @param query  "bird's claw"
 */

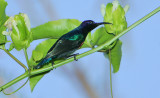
xmin=67 ymin=53 xmax=79 ymax=61
xmin=51 ymin=61 xmax=55 ymax=70
xmin=73 ymin=53 xmax=79 ymax=61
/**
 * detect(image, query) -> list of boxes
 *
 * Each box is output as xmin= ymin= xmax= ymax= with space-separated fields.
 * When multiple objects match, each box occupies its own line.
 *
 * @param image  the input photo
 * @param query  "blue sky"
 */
xmin=0 ymin=0 xmax=160 ymax=98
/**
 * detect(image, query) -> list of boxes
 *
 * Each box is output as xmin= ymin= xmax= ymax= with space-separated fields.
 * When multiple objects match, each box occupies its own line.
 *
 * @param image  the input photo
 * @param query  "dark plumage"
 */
xmin=34 ymin=20 xmax=111 ymax=69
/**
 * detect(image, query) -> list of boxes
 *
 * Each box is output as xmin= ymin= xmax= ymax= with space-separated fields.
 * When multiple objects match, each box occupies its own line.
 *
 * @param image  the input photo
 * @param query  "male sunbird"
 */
xmin=34 ymin=20 xmax=111 ymax=69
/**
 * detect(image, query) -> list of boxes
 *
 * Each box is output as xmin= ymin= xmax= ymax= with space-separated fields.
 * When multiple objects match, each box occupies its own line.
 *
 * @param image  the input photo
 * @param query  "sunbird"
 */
xmin=34 ymin=20 xmax=111 ymax=69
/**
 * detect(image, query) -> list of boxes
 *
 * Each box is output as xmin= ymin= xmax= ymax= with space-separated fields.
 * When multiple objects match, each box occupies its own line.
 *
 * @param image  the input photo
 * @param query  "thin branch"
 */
xmin=0 ymin=72 xmax=29 ymax=92
xmin=3 ymin=49 xmax=28 ymax=71
xmin=0 ymin=6 xmax=160 ymax=92
xmin=109 ymin=49 xmax=113 ymax=98
xmin=23 ymin=48 xmax=30 ymax=68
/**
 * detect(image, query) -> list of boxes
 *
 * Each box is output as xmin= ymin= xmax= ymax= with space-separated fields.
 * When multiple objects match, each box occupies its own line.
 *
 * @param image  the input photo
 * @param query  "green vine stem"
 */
xmin=0 ymin=6 xmax=160 ymax=92
xmin=3 ymin=49 xmax=28 ymax=71
xmin=23 ymin=48 xmax=30 ymax=68
xmin=109 ymin=49 xmax=113 ymax=98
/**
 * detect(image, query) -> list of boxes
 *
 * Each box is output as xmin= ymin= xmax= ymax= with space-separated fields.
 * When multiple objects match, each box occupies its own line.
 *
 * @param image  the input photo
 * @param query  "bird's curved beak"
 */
xmin=96 ymin=22 xmax=112 ymax=25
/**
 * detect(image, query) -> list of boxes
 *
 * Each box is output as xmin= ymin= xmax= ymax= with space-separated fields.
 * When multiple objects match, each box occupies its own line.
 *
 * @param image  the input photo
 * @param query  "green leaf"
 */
xmin=92 ymin=27 xmax=114 ymax=49
xmin=30 ymin=71 xmax=49 ymax=92
xmin=81 ymin=32 xmax=92 ymax=48
xmin=30 ymin=58 xmax=64 ymax=91
xmin=0 ymin=0 xmax=8 ymax=48
xmin=8 ymin=43 xmax=14 ymax=51
xmin=0 ymin=44 xmax=5 ymax=50
xmin=32 ymin=50 xmax=43 ymax=61
xmin=104 ymin=40 xmax=122 ymax=73
xmin=29 ymin=39 xmax=57 ymax=92
xmin=31 ymin=19 xmax=81 ymax=40
xmin=103 ymin=1 xmax=128 ymax=35
xmin=0 ymin=0 xmax=8 ymax=26
xmin=0 ymin=26 xmax=7 ymax=45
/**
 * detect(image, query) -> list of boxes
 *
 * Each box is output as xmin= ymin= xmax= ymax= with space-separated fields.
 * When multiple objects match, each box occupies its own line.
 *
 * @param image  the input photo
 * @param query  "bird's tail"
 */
xmin=34 ymin=58 xmax=52 ymax=69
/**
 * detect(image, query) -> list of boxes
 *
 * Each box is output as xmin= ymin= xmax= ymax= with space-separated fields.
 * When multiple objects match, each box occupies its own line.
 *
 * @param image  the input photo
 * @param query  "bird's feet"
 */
xmin=73 ymin=53 xmax=79 ymax=61
xmin=68 ymin=53 xmax=79 ymax=61
xmin=51 ymin=61 xmax=55 ymax=70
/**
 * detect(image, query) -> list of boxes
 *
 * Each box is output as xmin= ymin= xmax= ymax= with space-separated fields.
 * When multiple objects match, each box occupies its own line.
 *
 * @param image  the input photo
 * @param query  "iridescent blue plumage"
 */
xmin=36 ymin=58 xmax=52 ymax=69
xmin=34 ymin=20 xmax=111 ymax=69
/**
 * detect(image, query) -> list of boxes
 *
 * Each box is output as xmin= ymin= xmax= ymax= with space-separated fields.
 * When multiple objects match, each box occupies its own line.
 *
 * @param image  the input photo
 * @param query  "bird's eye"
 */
xmin=90 ymin=21 xmax=93 ymax=24
xmin=59 ymin=40 xmax=62 ymax=43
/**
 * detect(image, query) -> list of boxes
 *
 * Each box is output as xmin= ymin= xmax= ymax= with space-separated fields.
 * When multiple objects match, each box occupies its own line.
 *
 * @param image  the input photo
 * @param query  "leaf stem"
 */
xmin=0 ymin=6 xmax=160 ymax=92
xmin=109 ymin=49 xmax=113 ymax=98
xmin=3 ymin=49 xmax=28 ymax=71
xmin=23 ymin=48 xmax=30 ymax=68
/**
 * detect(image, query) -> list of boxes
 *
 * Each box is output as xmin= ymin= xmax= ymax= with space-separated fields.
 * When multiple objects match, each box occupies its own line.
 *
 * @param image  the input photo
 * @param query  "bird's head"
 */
xmin=80 ymin=20 xmax=112 ymax=32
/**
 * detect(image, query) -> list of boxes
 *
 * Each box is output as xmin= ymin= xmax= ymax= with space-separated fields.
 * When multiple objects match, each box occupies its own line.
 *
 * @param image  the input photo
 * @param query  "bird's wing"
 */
xmin=47 ymin=39 xmax=59 ymax=54
xmin=47 ymin=31 xmax=79 ymax=54
xmin=45 ymin=37 xmax=82 ymax=59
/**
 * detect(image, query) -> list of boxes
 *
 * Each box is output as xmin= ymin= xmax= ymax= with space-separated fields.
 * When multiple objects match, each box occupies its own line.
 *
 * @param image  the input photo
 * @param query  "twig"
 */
xmin=23 ymin=48 xmax=30 ymax=68
xmin=109 ymin=49 xmax=113 ymax=98
xmin=3 ymin=49 xmax=28 ymax=71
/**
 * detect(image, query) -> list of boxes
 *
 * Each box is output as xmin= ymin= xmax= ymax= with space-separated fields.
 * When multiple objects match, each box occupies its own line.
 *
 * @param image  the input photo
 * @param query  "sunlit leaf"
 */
xmin=0 ymin=0 xmax=8 ymax=48
xmin=92 ymin=27 xmax=114 ymax=49
xmin=29 ymin=39 xmax=57 ymax=92
xmin=104 ymin=40 xmax=122 ymax=73
xmin=32 ymin=50 xmax=43 ymax=61
xmin=8 ymin=43 xmax=14 ymax=51
xmin=81 ymin=32 xmax=92 ymax=48
xmin=31 ymin=19 xmax=81 ymax=40
xmin=103 ymin=1 xmax=128 ymax=35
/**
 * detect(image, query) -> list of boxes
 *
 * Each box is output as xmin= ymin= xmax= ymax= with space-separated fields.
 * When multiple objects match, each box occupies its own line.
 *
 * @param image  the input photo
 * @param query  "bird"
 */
xmin=34 ymin=20 xmax=111 ymax=69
